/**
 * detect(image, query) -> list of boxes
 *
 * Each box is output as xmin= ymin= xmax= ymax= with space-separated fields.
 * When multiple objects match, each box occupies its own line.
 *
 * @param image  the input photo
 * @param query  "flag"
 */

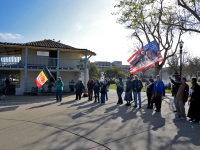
xmin=35 ymin=67 xmax=53 ymax=88
xmin=127 ymin=40 xmax=163 ymax=75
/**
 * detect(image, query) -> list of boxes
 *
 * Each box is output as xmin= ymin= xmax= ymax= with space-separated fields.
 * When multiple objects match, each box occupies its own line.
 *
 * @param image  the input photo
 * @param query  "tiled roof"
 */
xmin=0 ymin=39 xmax=96 ymax=55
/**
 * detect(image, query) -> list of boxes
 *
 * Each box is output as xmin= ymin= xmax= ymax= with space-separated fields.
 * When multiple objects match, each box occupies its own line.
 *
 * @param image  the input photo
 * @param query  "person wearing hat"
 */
xmin=75 ymin=78 xmax=85 ymax=100
xmin=132 ymin=75 xmax=143 ymax=108
xmin=170 ymin=72 xmax=181 ymax=112
xmin=124 ymin=77 xmax=132 ymax=106
xmin=54 ymin=77 xmax=64 ymax=102
xmin=116 ymin=77 xmax=124 ymax=105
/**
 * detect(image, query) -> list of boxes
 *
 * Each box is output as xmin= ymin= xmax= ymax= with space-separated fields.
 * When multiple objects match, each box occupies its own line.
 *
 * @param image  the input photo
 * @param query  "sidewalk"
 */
xmin=0 ymin=90 xmax=199 ymax=150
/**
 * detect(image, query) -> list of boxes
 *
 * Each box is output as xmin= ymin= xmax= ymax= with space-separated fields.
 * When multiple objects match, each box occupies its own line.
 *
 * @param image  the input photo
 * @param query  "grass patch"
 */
xmin=109 ymin=84 xmax=172 ymax=94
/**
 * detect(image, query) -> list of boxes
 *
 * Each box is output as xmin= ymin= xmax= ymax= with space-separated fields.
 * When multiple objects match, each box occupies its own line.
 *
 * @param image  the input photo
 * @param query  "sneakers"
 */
xmin=133 ymin=105 xmax=137 ymax=108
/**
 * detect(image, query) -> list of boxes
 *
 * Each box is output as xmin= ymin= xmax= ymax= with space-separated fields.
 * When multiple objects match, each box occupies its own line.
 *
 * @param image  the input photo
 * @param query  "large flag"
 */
xmin=35 ymin=66 xmax=53 ymax=88
xmin=127 ymin=40 xmax=163 ymax=74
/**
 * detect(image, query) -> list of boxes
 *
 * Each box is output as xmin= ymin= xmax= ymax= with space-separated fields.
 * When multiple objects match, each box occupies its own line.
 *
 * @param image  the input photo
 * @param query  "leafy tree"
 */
xmin=113 ymin=0 xmax=182 ymax=75
xmin=88 ymin=63 xmax=100 ymax=79
xmin=104 ymin=66 xmax=127 ymax=80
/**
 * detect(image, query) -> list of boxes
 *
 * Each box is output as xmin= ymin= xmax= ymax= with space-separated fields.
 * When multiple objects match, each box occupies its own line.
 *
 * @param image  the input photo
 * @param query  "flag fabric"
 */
xmin=127 ymin=40 xmax=163 ymax=75
xmin=35 ymin=67 xmax=53 ymax=88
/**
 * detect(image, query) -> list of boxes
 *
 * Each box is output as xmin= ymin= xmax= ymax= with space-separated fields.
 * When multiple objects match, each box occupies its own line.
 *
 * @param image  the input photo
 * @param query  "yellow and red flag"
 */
xmin=35 ymin=67 xmax=53 ymax=88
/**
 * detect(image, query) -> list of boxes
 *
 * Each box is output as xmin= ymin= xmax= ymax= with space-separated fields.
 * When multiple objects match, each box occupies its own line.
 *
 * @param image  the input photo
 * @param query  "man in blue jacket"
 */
xmin=152 ymin=75 xmax=165 ymax=112
xmin=132 ymin=75 xmax=143 ymax=108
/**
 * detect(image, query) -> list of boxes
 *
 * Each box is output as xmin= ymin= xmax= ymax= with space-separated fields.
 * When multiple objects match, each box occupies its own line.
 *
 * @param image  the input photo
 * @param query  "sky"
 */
xmin=0 ymin=0 xmax=199 ymax=65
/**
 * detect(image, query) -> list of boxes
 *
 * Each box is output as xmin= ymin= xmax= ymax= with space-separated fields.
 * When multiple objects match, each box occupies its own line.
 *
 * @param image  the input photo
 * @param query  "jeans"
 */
xmin=147 ymin=93 xmax=153 ymax=108
xmin=174 ymin=96 xmax=177 ymax=110
xmin=134 ymin=92 xmax=141 ymax=106
xmin=101 ymin=94 xmax=105 ymax=104
xmin=94 ymin=90 xmax=100 ymax=102
xmin=55 ymin=90 xmax=62 ymax=101
xmin=176 ymin=100 xmax=186 ymax=117
xmin=117 ymin=91 xmax=123 ymax=104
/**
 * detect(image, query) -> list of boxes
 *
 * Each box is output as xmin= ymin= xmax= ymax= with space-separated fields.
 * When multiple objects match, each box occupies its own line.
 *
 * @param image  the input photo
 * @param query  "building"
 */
xmin=0 ymin=39 xmax=96 ymax=95
xmin=92 ymin=61 xmax=130 ymax=72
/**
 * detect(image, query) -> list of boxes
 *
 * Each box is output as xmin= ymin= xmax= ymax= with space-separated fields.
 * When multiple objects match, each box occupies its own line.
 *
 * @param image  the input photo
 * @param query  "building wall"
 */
xmin=20 ymin=70 xmax=88 ymax=93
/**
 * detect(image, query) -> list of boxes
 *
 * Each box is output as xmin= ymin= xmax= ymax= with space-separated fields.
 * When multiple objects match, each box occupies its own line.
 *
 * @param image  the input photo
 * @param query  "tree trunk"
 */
xmin=155 ymin=64 xmax=161 ymax=77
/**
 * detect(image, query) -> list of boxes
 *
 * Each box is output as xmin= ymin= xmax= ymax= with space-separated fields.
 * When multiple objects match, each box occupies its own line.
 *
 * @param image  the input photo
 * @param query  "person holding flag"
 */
xmin=54 ymin=77 xmax=64 ymax=102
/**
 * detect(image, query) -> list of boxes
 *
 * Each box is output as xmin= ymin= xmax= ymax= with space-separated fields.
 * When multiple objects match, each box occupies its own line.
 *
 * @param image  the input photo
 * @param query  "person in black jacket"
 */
xmin=116 ymin=77 xmax=124 ymax=105
xmin=124 ymin=77 xmax=132 ymax=106
xmin=100 ymin=80 xmax=107 ymax=104
xmin=75 ymin=78 xmax=85 ymax=100
xmin=187 ymin=77 xmax=200 ymax=123
xmin=170 ymin=77 xmax=189 ymax=120
xmin=93 ymin=80 xmax=100 ymax=103
xmin=146 ymin=78 xmax=154 ymax=109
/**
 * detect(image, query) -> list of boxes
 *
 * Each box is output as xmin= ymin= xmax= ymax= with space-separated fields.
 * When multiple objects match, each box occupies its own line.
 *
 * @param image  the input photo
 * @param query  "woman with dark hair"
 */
xmin=187 ymin=77 xmax=200 ymax=123
xmin=116 ymin=77 xmax=124 ymax=105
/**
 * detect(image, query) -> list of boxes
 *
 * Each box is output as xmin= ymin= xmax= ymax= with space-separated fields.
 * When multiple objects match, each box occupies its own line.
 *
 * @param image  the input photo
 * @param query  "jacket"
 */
xmin=87 ymin=80 xmax=94 ymax=90
xmin=170 ymin=79 xmax=181 ymax=96
xmin=116 ymin=81 xmax=124 ymax=92
xmin=93 ymin=82 xmax=101 ymax=91
xmin=54 ymin=81 xmax=64 ymax=91
xmin=75 ymin=81 xmax=85 ymax=91
xmin=132 ymin=80 xmax=143 ymax=92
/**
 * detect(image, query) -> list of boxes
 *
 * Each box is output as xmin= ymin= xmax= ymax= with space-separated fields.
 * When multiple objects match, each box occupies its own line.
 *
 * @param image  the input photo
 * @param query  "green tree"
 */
xmin=88 ymin=63 xmax=100 ymax=79
xmin=113 ymin=0 xmax=182 ymax=75
xmin=104 ymin=66 xmax=127 ymax=79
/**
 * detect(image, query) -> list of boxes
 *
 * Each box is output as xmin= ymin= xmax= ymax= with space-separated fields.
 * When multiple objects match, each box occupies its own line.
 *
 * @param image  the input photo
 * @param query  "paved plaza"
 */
xmin=0 ymin=90 xmax=200 ymax=150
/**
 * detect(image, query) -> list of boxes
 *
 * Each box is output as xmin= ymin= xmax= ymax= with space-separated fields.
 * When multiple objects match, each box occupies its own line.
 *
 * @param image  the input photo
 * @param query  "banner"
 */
xmin=35 ymin=67 xmax=53 ymax=88
xmin=127 ymin=40 xmax=163 ymax=75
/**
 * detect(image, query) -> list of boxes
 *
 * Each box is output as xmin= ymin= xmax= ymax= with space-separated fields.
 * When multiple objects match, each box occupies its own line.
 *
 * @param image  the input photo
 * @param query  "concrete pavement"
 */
xmin=0 ymin=90 xmax=199 ymax=150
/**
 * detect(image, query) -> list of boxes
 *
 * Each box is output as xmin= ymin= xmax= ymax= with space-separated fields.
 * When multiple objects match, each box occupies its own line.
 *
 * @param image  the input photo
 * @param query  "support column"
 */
xmin=24 ymin=47 xmax=28 ymax=92
xmin=84 ymin=51 xmax=88 ymax=86
xmin=57 ymin=49 xmax=60 ymax=78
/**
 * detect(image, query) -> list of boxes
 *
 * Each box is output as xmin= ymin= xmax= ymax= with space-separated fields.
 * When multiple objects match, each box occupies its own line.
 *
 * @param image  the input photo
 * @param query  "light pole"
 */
xmin=179 ymin=40 xmax=184 ymax=78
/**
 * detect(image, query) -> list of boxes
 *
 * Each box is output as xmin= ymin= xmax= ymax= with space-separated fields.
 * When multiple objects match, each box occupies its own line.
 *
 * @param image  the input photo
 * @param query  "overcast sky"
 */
xmin=0 ymin=0 xmax=199 ymax=65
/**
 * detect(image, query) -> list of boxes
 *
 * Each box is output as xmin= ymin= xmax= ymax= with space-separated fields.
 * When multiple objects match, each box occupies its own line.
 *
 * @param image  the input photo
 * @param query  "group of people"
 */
xmin=54 ymin=74 xmax=200 ymax=123
xmin=170 ymin=73 xmax=200 ymax=122
xmin=74 ymin=77 xmax=110 ymax=105
xmin=116 ymin=75 xmax=165 ymax=112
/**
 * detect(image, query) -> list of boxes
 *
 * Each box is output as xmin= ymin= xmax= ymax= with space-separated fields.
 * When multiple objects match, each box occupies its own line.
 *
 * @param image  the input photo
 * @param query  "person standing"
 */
xmin=187 ymin=77 xmax=200 ymax=123
xmin=100 ymin=80 xmax=107 ymax=104
xmin=132 ymin=75 xmax=143 ymax=108
xmin=116 ymin=77 xmax=124 ymax=105
xmin=5 ymin=78 xmax=10 ymax=88
xmin=170 ymin=77 xmax=189 ymax=120
xmin=54 ymin=77 xmax=64 ymax=102
xmin=146 ymin=78 xmax=154 ymax=109
xmin=75 ymin=78 xmax=85 ymax=100
xmin=87 ymin=77 xmax=94 ymax=101
xmin=105 ymin=78 xmax=110 ymax=101
xmin=170 ymin=72 xmax=181 ymax=112
xmin=152 ymin=75 xmax=165 ymax=112
xmin=69 ymin=79 xmax=75 ymax=92
xmin=93 ymin=80 xmax=100 ymax=103
xmin=124 ymin=77 xmax=132 ymax=106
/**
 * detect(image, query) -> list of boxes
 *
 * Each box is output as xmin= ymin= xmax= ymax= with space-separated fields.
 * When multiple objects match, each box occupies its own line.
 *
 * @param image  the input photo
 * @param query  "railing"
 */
xmin=0 ymin=55 xmax=86 ymax=69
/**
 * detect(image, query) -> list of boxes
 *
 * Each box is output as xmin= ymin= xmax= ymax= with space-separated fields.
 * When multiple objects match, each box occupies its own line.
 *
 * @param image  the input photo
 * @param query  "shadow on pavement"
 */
xmin=0 ymin=106 xmax=19 ymax=112
xmin=27 ymin=101 xmax=57 ymax=110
